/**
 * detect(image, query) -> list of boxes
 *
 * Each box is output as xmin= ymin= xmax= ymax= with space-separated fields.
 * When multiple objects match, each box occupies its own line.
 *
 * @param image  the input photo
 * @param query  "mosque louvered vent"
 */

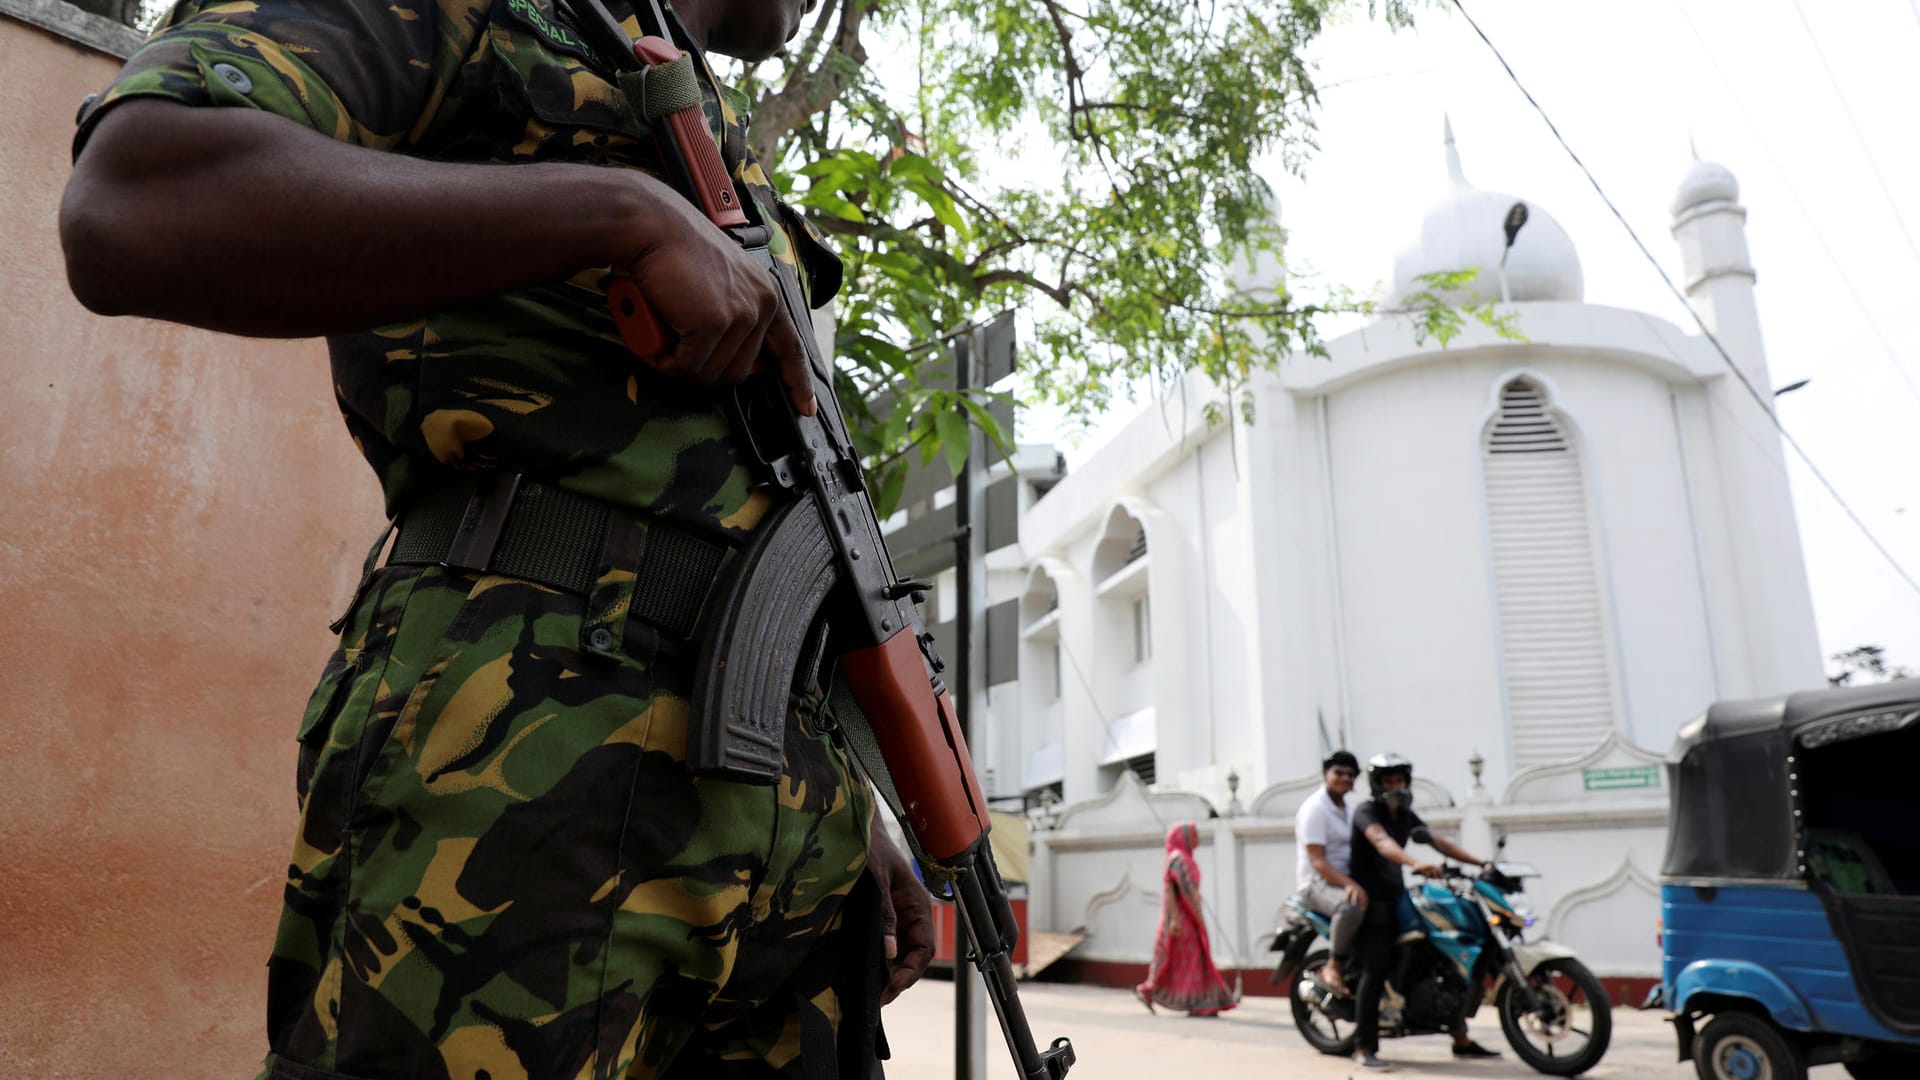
xmin=1482 ymin=379 xmax=1616 ymax=768
xmin=1488 ymin=382 xmax=1568 ymax=454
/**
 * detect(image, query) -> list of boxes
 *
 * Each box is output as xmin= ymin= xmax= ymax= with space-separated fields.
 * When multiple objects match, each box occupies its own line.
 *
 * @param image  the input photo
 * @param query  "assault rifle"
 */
xmin=554 ymin=1 xmax=1074 ymax=1076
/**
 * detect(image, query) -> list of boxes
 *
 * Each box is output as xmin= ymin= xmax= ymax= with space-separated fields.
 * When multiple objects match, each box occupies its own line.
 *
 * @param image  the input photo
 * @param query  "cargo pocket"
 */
xmin=295 ymin=649 xmax=362 ymax=806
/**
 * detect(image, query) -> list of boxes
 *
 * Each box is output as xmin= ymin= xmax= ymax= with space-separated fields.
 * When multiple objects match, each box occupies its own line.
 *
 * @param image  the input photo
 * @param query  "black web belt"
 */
xmin=388 ymin=474 xmax=729 ymax=641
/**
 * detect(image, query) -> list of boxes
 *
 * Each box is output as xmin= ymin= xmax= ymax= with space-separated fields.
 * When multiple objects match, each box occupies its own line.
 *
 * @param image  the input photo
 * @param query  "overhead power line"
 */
xmin=1448 ymin=0 xmax=1920 ymax=598
xmin=1670 ymin=1 xmax=1920 ymax=412
xmin=1785 ymin=0 xmax=1920 ymax=279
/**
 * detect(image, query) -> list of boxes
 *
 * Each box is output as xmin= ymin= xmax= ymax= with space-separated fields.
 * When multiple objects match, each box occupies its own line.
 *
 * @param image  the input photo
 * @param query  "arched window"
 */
xmin=1018 ymin=568 xmax=1067 ymax=798
xmin=1483 ymin=379 xmax=1616 ymax=767
xmin=1092 ymin=507 xmax=1155 ymax=790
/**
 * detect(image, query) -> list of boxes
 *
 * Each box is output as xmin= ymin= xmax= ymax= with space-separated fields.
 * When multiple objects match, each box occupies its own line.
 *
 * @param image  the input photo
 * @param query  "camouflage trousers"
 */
xmin=262 ymin=562 xmax=876 ymax=1079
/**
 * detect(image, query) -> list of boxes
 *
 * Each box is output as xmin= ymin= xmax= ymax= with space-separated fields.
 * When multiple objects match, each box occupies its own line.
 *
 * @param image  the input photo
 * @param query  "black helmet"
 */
xmin=1367 ymin=752 xmax=1415 ymax=811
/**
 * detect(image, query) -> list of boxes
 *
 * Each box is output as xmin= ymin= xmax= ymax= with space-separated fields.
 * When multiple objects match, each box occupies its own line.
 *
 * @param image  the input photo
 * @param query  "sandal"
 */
xmin=1133 ymin=985 xmax=1156 ymax=1014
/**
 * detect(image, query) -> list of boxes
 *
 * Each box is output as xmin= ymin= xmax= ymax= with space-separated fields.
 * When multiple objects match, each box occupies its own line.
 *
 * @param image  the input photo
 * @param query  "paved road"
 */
xmin=879 ymin=979 xmax=1706 ymax=1078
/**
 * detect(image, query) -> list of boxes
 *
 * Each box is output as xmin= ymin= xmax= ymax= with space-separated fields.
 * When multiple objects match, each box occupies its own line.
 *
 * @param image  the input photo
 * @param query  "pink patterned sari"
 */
xmin=1136 ymin=822 xmax=1237 ymax=1015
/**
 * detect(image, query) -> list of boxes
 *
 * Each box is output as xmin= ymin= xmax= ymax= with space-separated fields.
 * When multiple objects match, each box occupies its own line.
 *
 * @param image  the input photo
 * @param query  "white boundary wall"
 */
xmin=1030 ymin=732 xmax=1669 ymax=979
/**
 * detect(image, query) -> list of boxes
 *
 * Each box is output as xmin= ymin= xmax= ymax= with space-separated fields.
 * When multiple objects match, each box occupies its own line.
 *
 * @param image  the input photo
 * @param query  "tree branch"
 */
xmin=780 ymin=0 xmax=840 ymax=91
xmin=750 ymin=0 xmax=870 ymax=164
xmin=974 ymin=268 xmax=1073 ymax=307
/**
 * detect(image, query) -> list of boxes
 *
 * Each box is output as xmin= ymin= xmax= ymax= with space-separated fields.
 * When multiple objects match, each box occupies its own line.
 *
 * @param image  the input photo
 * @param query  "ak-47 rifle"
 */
xmin=554 ymin=2 xmax=1074 ymax=1077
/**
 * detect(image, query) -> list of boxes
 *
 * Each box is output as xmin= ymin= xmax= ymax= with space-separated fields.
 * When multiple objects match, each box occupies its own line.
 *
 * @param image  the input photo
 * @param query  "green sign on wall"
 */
xmin=1582 ymin=764 xmax=1660 ymax=791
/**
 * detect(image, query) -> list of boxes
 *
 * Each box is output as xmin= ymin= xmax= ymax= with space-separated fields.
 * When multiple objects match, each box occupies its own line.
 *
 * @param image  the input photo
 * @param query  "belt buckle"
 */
xmin=442 ymin=473 xmax=523 ymax=574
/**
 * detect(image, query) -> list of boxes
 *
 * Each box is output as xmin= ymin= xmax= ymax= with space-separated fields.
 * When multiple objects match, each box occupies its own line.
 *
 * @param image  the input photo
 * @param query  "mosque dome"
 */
xmin=1671 ymin=157 xmax=1739 ymax=216
xmin=1389 ymin=119 xmax=1584 ymax=306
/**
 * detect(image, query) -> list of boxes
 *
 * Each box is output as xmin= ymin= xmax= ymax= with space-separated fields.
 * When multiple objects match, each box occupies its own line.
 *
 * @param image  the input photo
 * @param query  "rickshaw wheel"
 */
xmin=1693 ymin=1012 xmax=1805 ymax=1080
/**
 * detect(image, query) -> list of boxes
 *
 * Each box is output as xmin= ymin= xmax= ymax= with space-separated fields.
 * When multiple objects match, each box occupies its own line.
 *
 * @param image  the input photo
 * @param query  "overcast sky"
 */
xmin=1010 ymin=0 xmax=1920 ymax=678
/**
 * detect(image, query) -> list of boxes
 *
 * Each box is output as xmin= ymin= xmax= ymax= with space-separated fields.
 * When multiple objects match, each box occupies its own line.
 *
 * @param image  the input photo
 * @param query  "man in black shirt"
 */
xmin=1347 ymin=753 xmax=1501 ymax=1071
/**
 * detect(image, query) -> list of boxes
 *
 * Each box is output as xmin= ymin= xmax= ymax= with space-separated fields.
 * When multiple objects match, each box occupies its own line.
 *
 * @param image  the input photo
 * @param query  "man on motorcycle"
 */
xmin=1294 ymin=751 xmax=1366 ymax=996
xmin=1349 ymin=752 xmax=1502 ymax=1071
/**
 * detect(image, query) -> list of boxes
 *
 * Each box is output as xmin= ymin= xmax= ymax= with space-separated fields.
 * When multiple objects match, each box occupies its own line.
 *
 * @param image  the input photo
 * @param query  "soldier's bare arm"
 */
xmin=60 ymin=99 xmax=807 ymax=403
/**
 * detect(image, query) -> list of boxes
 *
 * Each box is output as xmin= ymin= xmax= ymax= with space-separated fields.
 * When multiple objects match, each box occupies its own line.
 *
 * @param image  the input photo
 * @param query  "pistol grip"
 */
xmin=608 ymin=277 xmax=671 ymax=358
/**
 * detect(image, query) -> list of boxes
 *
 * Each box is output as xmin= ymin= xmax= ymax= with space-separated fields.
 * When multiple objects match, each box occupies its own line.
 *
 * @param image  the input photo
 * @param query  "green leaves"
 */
xmin=742 ymin=0 xmax=1437 ymax=473
xmin=1396 ymin=269 xmax=1526 ymax=348
xmin=887 ymin=152 xmax=970 ymax=236
xmin=931 ymin=406 xmax=967 ymax=477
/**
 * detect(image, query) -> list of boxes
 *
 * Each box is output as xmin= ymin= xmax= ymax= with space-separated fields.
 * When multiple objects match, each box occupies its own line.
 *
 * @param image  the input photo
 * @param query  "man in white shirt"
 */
xmin=1294 ymin=750 xmax=1366 ymax=996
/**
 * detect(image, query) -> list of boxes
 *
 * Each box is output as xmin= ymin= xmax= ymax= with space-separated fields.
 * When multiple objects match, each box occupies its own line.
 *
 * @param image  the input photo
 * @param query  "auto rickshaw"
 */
xmin=1653 ymin=682 xmax=1920 ymax=1079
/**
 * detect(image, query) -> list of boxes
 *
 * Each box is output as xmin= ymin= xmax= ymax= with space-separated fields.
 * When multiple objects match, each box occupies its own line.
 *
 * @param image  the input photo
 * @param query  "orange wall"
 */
xmin=0 ymin=17 xmax=387 ymax=1077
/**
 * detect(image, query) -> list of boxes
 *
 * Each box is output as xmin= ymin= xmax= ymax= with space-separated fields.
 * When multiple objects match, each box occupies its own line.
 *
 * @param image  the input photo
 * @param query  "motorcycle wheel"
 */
xmin=1692 ymin=1012 xmax=1804 ymax=1080
xmin=1495 ymin=956 xmax=1612 ymax=1076
xmin=1286 ymin=950 xmax=1359 ymax=1057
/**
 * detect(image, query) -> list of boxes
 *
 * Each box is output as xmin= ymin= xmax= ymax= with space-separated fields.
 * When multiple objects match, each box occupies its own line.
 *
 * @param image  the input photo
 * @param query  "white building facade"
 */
xmin=990 ymin=130 xmax=1823 ymax=982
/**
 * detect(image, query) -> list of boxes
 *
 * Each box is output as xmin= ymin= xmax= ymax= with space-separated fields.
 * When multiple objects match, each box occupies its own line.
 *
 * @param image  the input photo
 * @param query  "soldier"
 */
xmin=58 ymin=0 xmax=933 ymax=1076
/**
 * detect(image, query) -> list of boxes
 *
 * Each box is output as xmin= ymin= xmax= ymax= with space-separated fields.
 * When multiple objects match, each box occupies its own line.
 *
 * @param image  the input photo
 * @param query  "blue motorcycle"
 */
xmin=1272 ymin=836 xmax=1612 ymax=1076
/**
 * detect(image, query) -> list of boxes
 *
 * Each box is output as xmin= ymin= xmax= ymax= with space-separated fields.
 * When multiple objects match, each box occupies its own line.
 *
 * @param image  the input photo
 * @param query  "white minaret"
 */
xmin=1669 ymin=155 xmax=1824 ymax=692
xmin=1670 ymin=154 xmax=1766 ymax=384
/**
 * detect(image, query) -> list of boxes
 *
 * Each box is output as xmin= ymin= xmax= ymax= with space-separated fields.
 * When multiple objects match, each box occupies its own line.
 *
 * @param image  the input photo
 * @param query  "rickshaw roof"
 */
xmin=1671 ymin=681 xmax=1920 ymax=762
xmin=1663 ymin=681 xmax=1920 ymax=882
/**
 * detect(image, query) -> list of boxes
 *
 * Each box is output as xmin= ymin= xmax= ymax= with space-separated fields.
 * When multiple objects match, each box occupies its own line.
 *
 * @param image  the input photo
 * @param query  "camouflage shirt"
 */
xmin=77 ymin=0 xmax=842 ymax=542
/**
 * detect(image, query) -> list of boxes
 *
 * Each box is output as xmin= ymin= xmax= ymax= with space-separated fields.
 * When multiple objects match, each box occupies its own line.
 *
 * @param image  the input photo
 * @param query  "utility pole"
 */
xmin=950 ymin=327 xmax=990 ymax=1080
xmin=875 ymin=313 xmax=1027 ymax=1079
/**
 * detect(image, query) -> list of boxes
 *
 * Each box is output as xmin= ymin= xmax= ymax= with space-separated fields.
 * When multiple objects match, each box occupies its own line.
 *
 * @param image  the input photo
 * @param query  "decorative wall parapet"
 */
xmin=1246 ymin=771 xmax=1322 ymax=819
xmin=1247 ymin=769 xmax=1457 ymax=819
xmin=1544 ymin=857 xmax=1660 ymax=942
xmin=1077 ymin=866 xmax=1159 ymax=935
xmin=1050 ymin=769 xmax=1214 ymax=835
xmin=1502 ymin=729 xmax=1668 ymax=804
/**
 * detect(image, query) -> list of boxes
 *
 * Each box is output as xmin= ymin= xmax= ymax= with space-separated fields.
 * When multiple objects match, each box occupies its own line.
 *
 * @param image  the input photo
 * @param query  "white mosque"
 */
xmin=958 ymin=124 xmax=1825 ymax=983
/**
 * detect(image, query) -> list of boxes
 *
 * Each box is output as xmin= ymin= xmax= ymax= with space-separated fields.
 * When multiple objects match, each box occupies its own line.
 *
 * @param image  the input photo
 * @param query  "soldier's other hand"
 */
xmin=618 ymin=183 xmax=817 ymax=416
xmin=1343 ymin=882 xmax=1369 ymax=909
xmin=867 ymin=816 xmax=933 ymax=1004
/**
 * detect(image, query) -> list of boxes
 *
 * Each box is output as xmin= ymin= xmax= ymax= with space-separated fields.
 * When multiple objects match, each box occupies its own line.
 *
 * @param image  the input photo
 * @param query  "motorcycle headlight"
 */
xmin=1507 ymin=897 xmax=1537 ymax=927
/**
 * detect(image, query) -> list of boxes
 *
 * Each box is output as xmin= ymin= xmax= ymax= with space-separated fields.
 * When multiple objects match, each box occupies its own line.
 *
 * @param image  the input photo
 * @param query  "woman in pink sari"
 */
xmin=1135 ymin=821 xmax=1237 ymax=1016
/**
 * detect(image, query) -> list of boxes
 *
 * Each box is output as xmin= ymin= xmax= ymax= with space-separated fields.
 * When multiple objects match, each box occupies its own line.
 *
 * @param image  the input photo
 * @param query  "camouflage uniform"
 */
xmin=77 ymin=1 xmax=876 ymax=1077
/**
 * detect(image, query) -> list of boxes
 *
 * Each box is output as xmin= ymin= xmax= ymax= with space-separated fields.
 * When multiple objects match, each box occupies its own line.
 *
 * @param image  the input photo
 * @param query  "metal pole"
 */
xmin=961 ymin=325 xmax=992 ymax=1079
xmin=948 ymin=328 xmax=990 ymax=1076
xmin=950 ymin=329 xmax=978 ymax=1080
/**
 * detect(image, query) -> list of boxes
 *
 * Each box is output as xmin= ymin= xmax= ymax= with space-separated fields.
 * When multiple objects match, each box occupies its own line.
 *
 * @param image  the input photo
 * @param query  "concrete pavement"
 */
xmin=877 ymin=978 xmax=1703 ymax=1079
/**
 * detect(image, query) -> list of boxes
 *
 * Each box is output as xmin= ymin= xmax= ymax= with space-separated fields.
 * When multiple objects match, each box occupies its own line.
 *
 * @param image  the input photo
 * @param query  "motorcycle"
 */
xmin=1270 ymin=831 xmax=1612 ymax=1076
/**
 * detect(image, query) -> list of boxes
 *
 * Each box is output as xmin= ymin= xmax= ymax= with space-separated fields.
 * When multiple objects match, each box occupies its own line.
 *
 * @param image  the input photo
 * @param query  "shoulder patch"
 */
xmin=501 ymin=0 xmax=595 ymax=62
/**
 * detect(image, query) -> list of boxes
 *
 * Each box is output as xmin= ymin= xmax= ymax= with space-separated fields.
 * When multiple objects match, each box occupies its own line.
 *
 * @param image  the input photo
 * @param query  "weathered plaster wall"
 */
xmin=0 ymin=14 xmax=385 ymax=1075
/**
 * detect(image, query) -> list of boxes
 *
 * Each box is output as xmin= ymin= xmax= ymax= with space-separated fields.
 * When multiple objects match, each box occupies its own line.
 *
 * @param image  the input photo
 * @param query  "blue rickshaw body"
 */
xmin=1660 ymin=883 xmax=1914 ymax=1046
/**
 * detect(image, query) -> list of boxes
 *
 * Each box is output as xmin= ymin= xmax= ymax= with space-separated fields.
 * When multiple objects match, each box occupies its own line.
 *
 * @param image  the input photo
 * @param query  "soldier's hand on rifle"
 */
xmin=867 ymin=816 xmax=933 ymax=1004
xmin=618 ymin=180 xmax=817 ymax=416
